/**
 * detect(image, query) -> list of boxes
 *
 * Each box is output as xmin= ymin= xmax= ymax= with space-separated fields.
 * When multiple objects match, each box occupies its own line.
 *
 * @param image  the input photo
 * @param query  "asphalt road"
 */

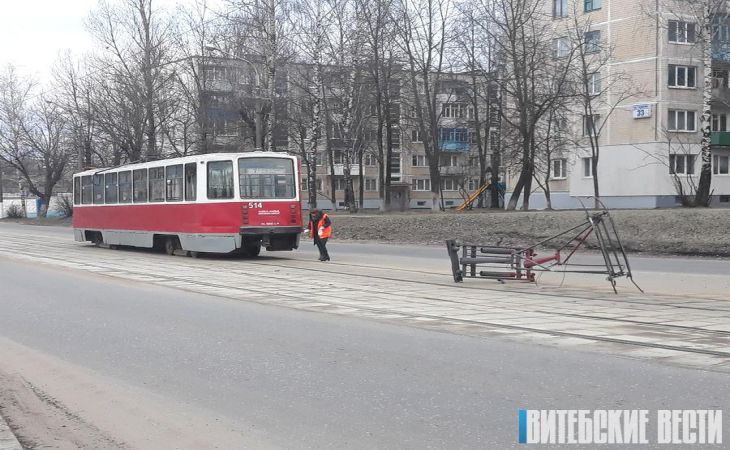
xmin=8 ymin=221 xmax=727 ymax=298
xmin=5 ymin=221 xmax=729 ymax=275
xmin=1 ymin=255 xmax=729 ymax=448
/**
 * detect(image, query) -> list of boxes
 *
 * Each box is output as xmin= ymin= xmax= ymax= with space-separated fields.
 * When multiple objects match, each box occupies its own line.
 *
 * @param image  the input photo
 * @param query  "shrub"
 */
xmin=56 ymin=194 xmax=73 ymax=217
xmin=5 ymin=202 xmax=24 ymax=219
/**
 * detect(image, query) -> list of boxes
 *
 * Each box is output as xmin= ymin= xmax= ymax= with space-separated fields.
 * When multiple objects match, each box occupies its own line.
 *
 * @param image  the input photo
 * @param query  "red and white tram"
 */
xmin=72 ymin=152 xmax=302 ymax=256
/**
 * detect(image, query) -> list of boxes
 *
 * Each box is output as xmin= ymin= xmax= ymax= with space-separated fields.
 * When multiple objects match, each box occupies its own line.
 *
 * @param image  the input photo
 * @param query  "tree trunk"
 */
xmin=696 ymin=9 xmax=714 ymax=207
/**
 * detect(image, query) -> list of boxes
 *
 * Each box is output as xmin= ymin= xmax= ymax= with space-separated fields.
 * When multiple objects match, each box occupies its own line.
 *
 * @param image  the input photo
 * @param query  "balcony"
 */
xmin=438 ymin=127 xmax=471 ymax=152
xmin=712 ymin=78 xmax=730 ymax=106
xmin=332 ymin=164 xmax=360 ymax=176
xmin=439 ymin=141 xmax=470 ymax=152
xmin=711 ymin=131 xmax=730 ymax=146
xmin=439 ymin=165 xmax=466 ymax=175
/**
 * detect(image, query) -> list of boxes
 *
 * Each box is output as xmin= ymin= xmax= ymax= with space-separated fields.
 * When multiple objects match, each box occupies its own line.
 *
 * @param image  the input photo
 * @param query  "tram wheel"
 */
xmin=243 ymin=244 xmax=261 ymax=257
xmin=164 ymin=237 xmax=180 ymax=256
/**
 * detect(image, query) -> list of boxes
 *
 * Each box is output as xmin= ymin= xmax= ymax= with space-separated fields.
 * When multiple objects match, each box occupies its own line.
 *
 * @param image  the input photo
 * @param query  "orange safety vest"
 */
xmin=310 ymin=213 xmax=332 ymax=239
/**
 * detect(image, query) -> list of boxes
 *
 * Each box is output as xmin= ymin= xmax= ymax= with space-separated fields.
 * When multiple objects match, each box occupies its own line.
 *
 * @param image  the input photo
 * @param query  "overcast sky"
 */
xmin=0 ymin=0 xmax=199 ymax=82
xmin=0 ymin=1 xmax=98 ymax=79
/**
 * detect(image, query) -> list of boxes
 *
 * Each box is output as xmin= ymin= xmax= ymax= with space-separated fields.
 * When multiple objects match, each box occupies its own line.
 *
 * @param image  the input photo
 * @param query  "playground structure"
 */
xmin=446 ymin=198 xmax=642 ymax=293
xmin=456 ymin=182 xmax=491 ymax=212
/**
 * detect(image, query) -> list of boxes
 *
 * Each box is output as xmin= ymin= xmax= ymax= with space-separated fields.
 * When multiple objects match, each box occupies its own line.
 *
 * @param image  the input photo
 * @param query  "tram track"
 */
xmin=2 ymin=233 xmax=730 ymax=367
xmin=6 ymin=246 xmax=730 ymax=362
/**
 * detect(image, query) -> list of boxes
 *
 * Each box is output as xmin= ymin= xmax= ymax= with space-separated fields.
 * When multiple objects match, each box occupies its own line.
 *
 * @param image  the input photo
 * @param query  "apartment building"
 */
xmin=199 ymin=57 xmax=500 ymax=210
xmin=520 ymin=0 xmax=730 ymax=209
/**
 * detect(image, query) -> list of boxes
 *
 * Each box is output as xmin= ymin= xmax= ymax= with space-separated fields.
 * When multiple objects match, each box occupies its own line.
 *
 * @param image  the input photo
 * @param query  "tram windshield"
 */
xmin=238 ymin=157 xmax=296 ymax=199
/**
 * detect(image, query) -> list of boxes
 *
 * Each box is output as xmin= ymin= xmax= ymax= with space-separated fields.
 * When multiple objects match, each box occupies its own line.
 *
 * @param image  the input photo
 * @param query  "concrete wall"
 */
xmin=0 ymin=194 xmax=71 ymax=219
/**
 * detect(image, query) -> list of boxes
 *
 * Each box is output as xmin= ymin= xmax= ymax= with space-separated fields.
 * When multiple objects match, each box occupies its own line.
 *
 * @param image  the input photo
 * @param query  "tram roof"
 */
xmin=73 ymin=152 xmax=297 ymax=177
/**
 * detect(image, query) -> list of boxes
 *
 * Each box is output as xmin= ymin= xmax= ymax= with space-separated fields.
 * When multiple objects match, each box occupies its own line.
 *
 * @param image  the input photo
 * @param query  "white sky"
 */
xmin=0 ymin=0 xmax=98 ymax=80
xmin=0 ymin=0 xmax=199 ymax=82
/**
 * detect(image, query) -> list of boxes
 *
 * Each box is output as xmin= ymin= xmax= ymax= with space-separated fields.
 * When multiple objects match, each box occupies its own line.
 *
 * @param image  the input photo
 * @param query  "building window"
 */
xmin=392 ymin=128 xmax=401 ymax=146
xmin=588 ymin=72 xmax=601 ymax=96
xmin=148 ymin=167 xmax=165 ymax=202
xmin=412 ymin=154 xmax=427 ymax=167
xmin=301 ymin=177 xmax=308 ymax=191
xmin=583 ymin=114 xmax=600 ymax=136
xmin=442 ymin=103 xmax=469 ymax=118
xmin=334 ymin=177 xmax=347 ymax=191
xmin=584 ymin=0 xmax=601 ymax=12
xmin=489 ymin=130 xmax=499 ymax=149
xmin=441 ymin=178 xmax=459 ymax=191
xmin=714 ymin=154 xmax=730 ymax=175
xmin=720 ymin=195 xmax=730 ymax=203
xmin=207 ymin=160 xmax=234 ymax=199
xmin=553 ymin=0 xmax=567 ymax=18
xmin=165 ymin=164 xmax=184 ymax=202
xmin=118 ymin=171 xmax=132 ymax=203
xmin=712 ymin=114 xmax=728 ymax=131
xmin=668 ymin=65 xmax=697 ymax=88
xmin=669 ymin=154 xmax=696 ymax=175
xmin=333 ymin=151 xmax=344 ymax=165
xmin=669 ymin=20 xmax=696 ymax=44
xmin=582 ymin=157 xmax=594 ymax=177
xmin=364 ymin=153 xmax=377 ymax=166
xmin=133 ymin=169 xmax=148 ymax=203
xmin=668 ymin=109 xmax=697 ymax=132
xmin=365 ymin=178 xmax=377 ymax=191
xmin=713 ymin=18 xmax=730 ymax=42
xmin=554 ymin=37 xmax=570 ymax=58
xmin=440 ymin=154 xmax=458 ymax=167
xmin=104 ymin=172 xmax=118 ymax=204
xmin=552 ymin=158 xmax=567 ymax=179
xmin=585 ymin=31 xmax=601 ymax=53
xmin=411 ymin=178 xmax=431 ymax=191
xmin=213 ymin=118 xmax=237 ymax=136
xmin=411 ymin=129 xmax=423 ymax=143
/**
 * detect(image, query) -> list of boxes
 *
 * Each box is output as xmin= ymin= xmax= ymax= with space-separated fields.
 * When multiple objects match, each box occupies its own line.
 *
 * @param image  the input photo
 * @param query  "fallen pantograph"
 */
xmin=446 ymin=198 xmax=642 ymax=293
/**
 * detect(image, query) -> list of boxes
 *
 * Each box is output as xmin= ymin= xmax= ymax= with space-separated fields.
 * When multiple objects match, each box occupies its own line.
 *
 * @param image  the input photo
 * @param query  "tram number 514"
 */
xmin=247 ymin=202 xmax=263 ymax=208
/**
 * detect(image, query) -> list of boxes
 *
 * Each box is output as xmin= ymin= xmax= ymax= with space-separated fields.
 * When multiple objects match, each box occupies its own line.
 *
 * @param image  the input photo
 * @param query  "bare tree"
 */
xmin=0 ymin=66 xmax=72 ymax=217
xmin=358 ymin=0 xmax=401 ymax=210
xmin=474 ymin=0 xmax=576 ymax=210
xmin=397 ymin=0 xmax=452 ymax=211
xmin=454 ymin=3 xmax=500 ymax=208
xmin=87 ymin=0 xmax=175 ymax=161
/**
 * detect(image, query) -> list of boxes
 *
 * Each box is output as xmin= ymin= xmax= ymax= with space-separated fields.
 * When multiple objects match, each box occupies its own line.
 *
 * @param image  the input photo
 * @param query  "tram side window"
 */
xmin=185 ymin=163 xmax=197 ymax=201
xmin=238 ymin=157 xmax=295 ymax=199
xmin=149 ymin=167 xmax=165 ymax=202
xmin=104 ymin=173 xmax=118 ymax=203
xmin=73 ymin=177 xmax=81 ymax=205
xmin=118 ymin=171 xmax=132 ymax=203
xmin=133 ymin=169 xmax=148 ymax=202
xmin=166 ymin=164 xmax=184 ymax=201
xmin=93 ymin=174 xmax=104 ymax=204
xmin=207 ymin=161 xmax=234 ymax=199
xmin=81 ymin=176 xmax=93 ymax=204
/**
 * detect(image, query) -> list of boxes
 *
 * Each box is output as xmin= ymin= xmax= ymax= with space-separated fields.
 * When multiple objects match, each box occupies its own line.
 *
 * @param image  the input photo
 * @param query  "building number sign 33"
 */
xmin=633 ymin=104 xmax=652 ymax=119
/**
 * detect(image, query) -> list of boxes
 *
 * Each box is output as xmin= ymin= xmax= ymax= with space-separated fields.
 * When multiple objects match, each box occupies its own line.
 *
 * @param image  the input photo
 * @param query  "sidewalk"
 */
xmin=0 ymin=414 xmax=21 ymax=450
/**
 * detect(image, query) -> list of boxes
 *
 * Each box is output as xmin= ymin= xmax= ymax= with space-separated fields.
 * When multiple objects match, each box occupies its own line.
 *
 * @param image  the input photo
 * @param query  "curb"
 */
xmin=0 ymin=414 xmax=22 ymax=450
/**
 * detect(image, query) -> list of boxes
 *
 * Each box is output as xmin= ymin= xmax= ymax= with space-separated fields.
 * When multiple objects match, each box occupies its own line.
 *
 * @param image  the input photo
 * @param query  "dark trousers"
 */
xmin=315 ymin=237 xmax=330 ymax=260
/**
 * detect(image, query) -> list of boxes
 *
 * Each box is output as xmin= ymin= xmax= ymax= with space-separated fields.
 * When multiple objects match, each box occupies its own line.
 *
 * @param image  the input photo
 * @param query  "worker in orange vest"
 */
xmin=308 ymin=208 xmax=332 ymax=261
